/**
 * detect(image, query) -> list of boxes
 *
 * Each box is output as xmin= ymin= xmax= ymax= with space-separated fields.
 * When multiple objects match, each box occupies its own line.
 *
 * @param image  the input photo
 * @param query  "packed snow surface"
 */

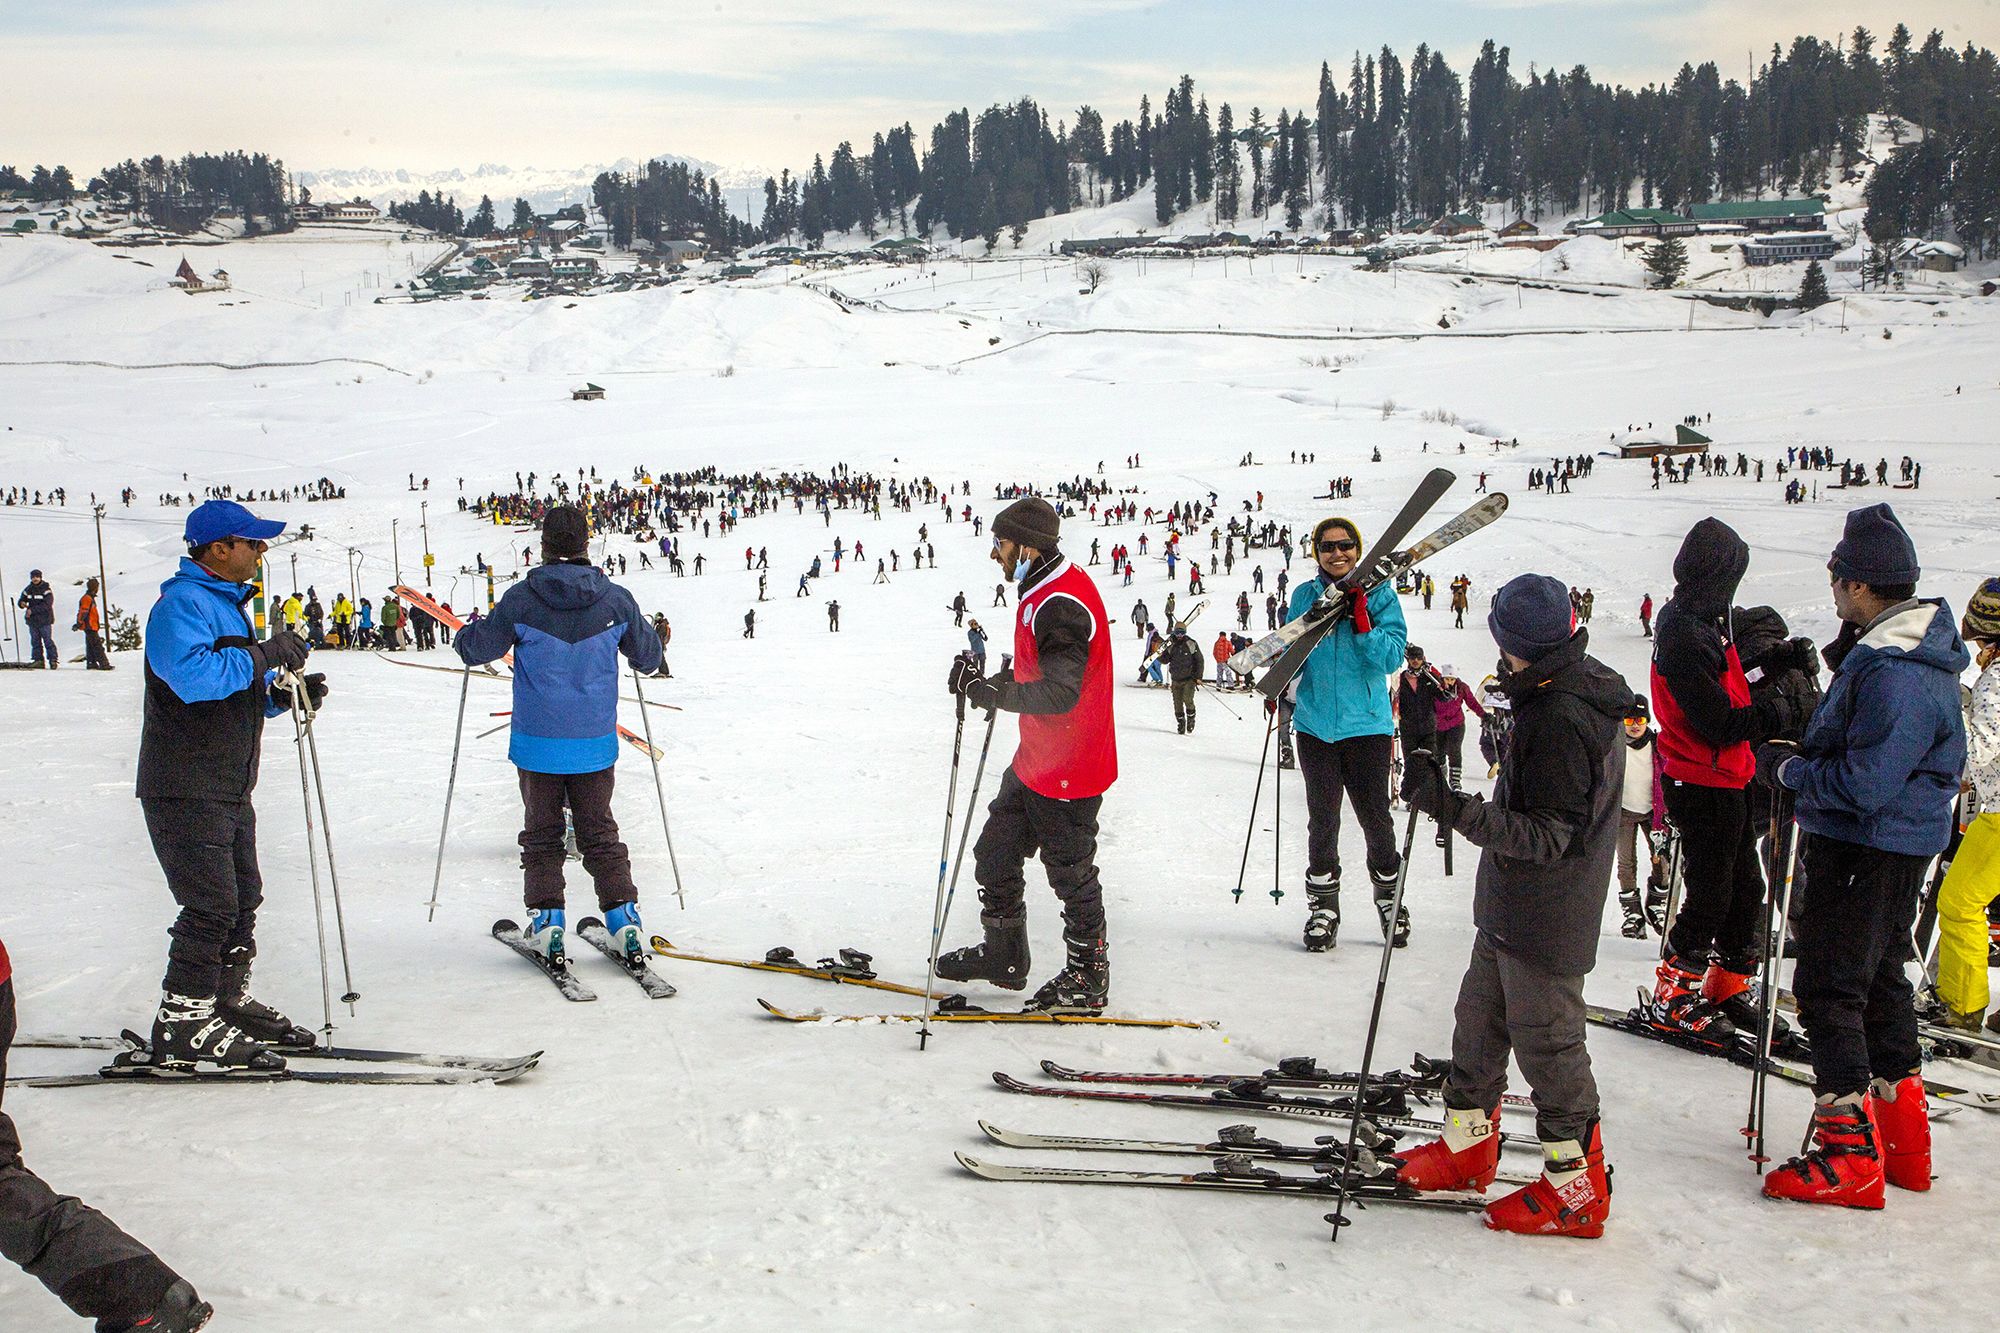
xmin=1 ymin=224 xmax=1997 ymax=1330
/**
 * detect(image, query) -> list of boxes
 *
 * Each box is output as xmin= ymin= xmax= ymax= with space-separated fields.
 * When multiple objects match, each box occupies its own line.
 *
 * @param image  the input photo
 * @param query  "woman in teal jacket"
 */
xmin=1286 ymin=516 xmax=1410 ymax=952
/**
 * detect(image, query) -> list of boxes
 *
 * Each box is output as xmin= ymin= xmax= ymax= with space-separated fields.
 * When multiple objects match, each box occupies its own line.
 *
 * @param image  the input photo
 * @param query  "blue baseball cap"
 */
xmin=185 ymin=499 xmax=286 ymax=548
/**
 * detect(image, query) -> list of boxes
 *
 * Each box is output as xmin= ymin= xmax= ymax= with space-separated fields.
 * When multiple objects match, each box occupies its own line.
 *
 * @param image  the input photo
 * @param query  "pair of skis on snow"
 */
xmin=9 ymin=1030 xmax=540 ymax=1088
xmin=490 ymin=917 xmax=678 ymax=1002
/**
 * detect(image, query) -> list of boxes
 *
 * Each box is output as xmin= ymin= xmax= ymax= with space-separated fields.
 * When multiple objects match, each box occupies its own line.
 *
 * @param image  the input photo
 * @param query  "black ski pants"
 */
xmin=973 ymin=768 xmax=1106 ymax=938
xmin=1662 ymin=779 xmax=1765 ymax=969
xmin=143 ymin=798 xmax=262 ymax=999
xmin=1792 ymin=834 xmax=1926 ymax=1097
xmin=1296 ymin=731 xmax=1400 ymax=890
xmin=1 ymin=980 xmax=185 ymax=1329
xmin=519 ymin=767 xmax=636 ymax=912
xmin=1435 ymin=724 xmax=1466 ymax=787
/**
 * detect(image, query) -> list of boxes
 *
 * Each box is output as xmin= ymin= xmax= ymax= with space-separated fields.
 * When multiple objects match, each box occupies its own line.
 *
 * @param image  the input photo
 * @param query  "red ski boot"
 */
xmin=1700 ymin=962 xmax=1760 ymax=1032
xmin=1870 ymin=1073 xmax=1931 ymax=1192
xmin=1762 ymin=1093 xmax=1884 ymax=1210
xmin=1392 ymin=1104 xmax=1499 ymax=1192
xmin=1647 ymin=955 xmax=1737 ymax=1041
xmin=1484 ymin=1121 xmax=1611 ymax=1239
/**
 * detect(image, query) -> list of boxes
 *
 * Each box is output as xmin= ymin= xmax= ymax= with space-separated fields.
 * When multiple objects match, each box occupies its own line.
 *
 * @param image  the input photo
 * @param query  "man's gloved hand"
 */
xmin=965 ymin=668 xmax=1010 ymax=714
xmin=250 ymin=630 xmax=310 ymax=676
xmin=271 ymin=671 xmax=329 ymax=713
xmin=946 ymin=653 xmax=980 ymax=696
xmin=1754 ymin=738 xmax=1800 ymax=788
xmin=1778 ymin=635 xmax=1821 ymax=677
xmin=1403 ymin=748 xmax=1459 ymax=826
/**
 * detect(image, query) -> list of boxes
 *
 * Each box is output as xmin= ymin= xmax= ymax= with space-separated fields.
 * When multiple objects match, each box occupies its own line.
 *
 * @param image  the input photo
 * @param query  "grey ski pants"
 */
xmin=1444 ymin=931 xmax=1600 ymax=1142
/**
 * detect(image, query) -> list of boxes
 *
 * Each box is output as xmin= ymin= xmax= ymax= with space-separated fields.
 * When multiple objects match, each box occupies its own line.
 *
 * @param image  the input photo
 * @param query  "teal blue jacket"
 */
xmin=1286 ymin=576 xmax=1407 ymax=743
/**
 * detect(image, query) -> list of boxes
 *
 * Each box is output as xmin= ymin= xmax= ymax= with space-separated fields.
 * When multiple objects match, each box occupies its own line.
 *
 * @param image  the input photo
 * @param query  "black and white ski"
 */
xmin=975 ymin=1120 xmax=1538 ymax=1186
xmin=1037 ymin=1057 xmax=1539 ymax=1112
xmin=1225 ymin=467 xmax=1454 ymax=679
xmin=956 ymin=1151 xmax=1491 ymax=1211
xmin=492 ymin=919 xmax=597 ymax=1002
xmin=765 ymin=999 xmax=1212 ymax=1029
xmin=575 ymin=918 xmax=677 ymax=998
xmin=9 ymin=1049 xmax=532 ymax=1089
xmin=1246 ymin=492 xmax=1509 ymax=699
xmin=13 ymin=1031 xmax=540 ymax=1077
xmin=989 ymin=1072 xmax=1541 ymax=1145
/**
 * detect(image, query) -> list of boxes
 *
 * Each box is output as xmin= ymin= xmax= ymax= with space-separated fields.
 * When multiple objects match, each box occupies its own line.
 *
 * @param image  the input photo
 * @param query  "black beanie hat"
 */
xmin=993 ymin=496 xmax=1061 ymax=550
xmin=542 ymin=505 xmax=590 ymax=559
xmin=1828 ymin=503 xmax=1919 ymax=586
xmin=1488 ymin=573 xmax=1576 ymax=662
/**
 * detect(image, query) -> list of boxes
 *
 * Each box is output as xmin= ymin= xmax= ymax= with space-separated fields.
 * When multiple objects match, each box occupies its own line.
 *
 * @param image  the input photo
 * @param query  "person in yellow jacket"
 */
xmin=1935 ymin=578 xmax=2000 ymax=1031
xmin=281 ymin=592 xmax=303 ymax=632
xmin=330 ymin=593 xmax=353 ymax=648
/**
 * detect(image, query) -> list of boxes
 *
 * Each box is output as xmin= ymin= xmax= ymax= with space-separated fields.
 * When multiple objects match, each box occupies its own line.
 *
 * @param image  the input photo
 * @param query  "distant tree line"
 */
xmin=747 ymin=24 xmax=1994 ymax=252
xmin=63 ymin=152 xmax=291 ymax=233
xmin=590 ymin=160 xmax=754 ymax=250
xmin=388 ymin=191 xmax=466 ymax=234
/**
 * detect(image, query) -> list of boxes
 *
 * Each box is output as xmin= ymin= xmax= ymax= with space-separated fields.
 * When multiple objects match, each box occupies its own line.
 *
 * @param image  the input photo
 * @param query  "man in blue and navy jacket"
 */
xmin=140 ymin=498 xmax=317 ymax=1071
xmin=456 ymin=505 xmax=661 ymax=964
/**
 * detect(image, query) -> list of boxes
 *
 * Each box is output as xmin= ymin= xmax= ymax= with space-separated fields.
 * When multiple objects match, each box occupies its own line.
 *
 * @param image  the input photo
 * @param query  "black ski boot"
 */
xmin=1277 ymin=738 xmax=1297 ymax=771
xmin=1372 ymin=867 xmax=1410 ymax=949
xmin=1185 ymin=705 xmax=1196 ymax=734
xmin=1302 ymin=873 xmax=1340 ymax=952
xmin=1024 ymin=932 xmax=1108 ymax=1014
xmin=151 ymin=993 xmax=285 ymax=1071
xmin=935 ymin=912 xmax=1030 ymax=991
xmin=1619 ymin=892 xmax=1648 ymax=940
xmin=217 ymin=947 xmax=314 ymax=1049
xmin=130 ymin=1278 xmax=214 ymax=1332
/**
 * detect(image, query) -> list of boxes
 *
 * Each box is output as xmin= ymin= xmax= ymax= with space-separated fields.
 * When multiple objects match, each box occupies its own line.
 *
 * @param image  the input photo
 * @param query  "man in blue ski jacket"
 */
xmin=456 ymin=505 xmax=661 ymax=965
xmin=1286 ymin=515 xmax=1409 ymax=953
xmin=140 ymin=499 xmax=321 ymax=1071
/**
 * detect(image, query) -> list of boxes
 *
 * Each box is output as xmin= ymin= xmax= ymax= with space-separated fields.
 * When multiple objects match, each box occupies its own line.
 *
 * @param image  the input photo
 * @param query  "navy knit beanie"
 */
xmin=1828 ymin=503 xmax=1919 ymax=586
xmin=1488 ymin=574 xmax=1576 ymax=663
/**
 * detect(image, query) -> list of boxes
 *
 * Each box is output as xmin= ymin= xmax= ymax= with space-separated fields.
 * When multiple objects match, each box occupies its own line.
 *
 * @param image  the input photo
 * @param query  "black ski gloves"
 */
xmin=946 ymin=653 xmax=980 ymax=696
xmin=249 ymin=629 xmax=310 ymax=677
xmin=963 ymin=671 xmax=1007 ymax=714
xmin=270 ymin=671 xmax=329 ymax=714
xmin=1403 ymin=748 xmax=1460 ymax=826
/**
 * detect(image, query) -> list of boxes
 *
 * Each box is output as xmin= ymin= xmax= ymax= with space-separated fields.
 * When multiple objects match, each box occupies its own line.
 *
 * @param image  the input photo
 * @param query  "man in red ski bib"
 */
xmin=941 ymin=496 xmax=1118 ymax=1011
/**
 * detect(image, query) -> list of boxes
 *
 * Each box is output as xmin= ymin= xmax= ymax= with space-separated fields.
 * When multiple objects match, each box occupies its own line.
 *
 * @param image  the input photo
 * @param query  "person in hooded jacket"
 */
xmin=1399 ymin=574 xmax=1631 ymax=1238
xmin=1759 ymin=504 xmax=1966 ymax=1210
xmin=1647 ymin=518 xmax=1813 ymax=1039
xmin=1163 ymin=625 xmax=1204 ymax=733
xmin=1931 ymin=578 xmax=2000 ymax=1034
xmin=456 ymin=505 xmax=662 ymax=967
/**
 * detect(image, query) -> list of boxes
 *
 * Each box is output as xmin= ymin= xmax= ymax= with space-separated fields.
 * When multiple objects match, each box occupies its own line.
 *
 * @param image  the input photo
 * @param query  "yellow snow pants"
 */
xmin=1935 ymin=813 xmax=2000 ymax=1019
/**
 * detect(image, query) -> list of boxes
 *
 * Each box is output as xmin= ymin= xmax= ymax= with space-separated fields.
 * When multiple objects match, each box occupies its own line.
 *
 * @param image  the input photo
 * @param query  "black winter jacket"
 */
xmin=1447 ymin=630 xmax=1632 ymax=975
xmin=1164 ymin=635 xmax=1204 ymax=684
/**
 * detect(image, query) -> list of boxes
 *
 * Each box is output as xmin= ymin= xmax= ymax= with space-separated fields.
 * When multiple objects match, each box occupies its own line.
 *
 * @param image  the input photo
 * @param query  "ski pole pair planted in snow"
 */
xmin=426 ymin=665 xmax=686 ymax=922
xmin=278 ymin=667 xmax=360 ymax=1036
xmin=921 ymin=652 xmax=1010 ymax=1049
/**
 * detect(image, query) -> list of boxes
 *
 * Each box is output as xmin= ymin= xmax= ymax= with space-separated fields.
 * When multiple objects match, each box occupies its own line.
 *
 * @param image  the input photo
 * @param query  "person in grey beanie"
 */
xmin=1397 ymin=573 xmax=1631 ymax=1238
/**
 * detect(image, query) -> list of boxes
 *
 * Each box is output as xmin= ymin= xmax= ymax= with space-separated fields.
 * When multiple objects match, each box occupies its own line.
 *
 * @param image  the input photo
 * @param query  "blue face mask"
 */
xmin=1013 ymin=556 xmax=1032 ymax=581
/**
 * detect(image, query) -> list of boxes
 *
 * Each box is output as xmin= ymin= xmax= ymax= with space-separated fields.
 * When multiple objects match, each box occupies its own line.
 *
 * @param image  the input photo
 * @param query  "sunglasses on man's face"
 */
xmin=1318 ymin=539 xmax=1358 ymax=554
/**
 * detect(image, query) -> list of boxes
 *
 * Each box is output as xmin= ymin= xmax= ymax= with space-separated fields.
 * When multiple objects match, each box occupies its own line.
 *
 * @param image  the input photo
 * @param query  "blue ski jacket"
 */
xmin=137 ymin=558 xmax=285 ymax=801
xmin=456 ymin=563 xmax=661 ymax=774
xmin=1286 ymin=575 xmax=1407 ymax=744
xmin=1780 ymin=599 xmax=1968 ymax=857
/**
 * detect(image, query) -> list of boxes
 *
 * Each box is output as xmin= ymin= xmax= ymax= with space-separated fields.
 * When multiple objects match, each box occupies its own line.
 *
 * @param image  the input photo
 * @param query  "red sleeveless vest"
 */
xmin=1012 ymin=560 xmax=1117 ymax=799
xmin=1651 ymin=643 xmax=1755 ymax=788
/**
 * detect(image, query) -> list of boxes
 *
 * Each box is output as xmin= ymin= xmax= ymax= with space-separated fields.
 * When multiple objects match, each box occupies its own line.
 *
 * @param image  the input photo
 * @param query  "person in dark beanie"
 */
xmin=1 ymin=937 xmax=214 ymax=1331
xmin=941 ymin=495 xmax=1119 ymax=1012
xmin=457 ymin=504 xmax=662 ymax=969
xmin=1163 ymin=624 xmax=1203 ymax=733
xmin=1932 ymin=576 xmax=2000 ymax=1032
xmin=1398 ymin=573 xmax=1630 ymax=1238
xmin=1647 ymin=518 xmax=1812 ymax=1040
xmin=140 ymin=499 xmax=313 ymax=1072
xmin=1759 ymin=503 xmax=1966 ymax=1209
xmin=16 ymin=569 xmax=56 ymax=668
xmin=1286 ymin=515 xmax=1409 ymax=952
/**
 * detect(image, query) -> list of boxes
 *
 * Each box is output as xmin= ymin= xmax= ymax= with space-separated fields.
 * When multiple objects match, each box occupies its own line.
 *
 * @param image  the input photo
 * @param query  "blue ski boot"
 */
xmin=603 ymin=902 xmax=644 ymax=962
xmin=524 ymin=908 xmax=567 ymax=962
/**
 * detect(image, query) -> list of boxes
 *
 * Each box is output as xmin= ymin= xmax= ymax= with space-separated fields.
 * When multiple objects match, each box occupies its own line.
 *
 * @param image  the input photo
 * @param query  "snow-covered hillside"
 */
xmin=0 ymin=222 xmax=1997 ymax=1331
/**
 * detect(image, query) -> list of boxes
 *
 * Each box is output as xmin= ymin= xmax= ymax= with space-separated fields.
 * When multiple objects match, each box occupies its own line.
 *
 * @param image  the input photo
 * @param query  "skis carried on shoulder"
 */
xmin=13 ymin=1031 xmax=540 ymax=1076
xmin=492 ymin=919 xmax=597 ymax=1002
xmin=759 ymin=998 xmax=1213 ymax=1030
xmin=1226 ymin=467 xmax=1454 ymax=680
xmin=575 ymin=918 xmax=677 ymax=998
xmin=648 ymin=936 xmax=952 ymax=998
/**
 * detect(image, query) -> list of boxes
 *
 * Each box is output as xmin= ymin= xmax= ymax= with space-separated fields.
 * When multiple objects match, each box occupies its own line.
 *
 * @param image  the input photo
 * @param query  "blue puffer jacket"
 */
xmin=456 ymin=563 xmax=662 ymax=774
xmin=1286 ymin=576 xmax=1407 ymax=744
xmin=1781 ymin=599 xmax=1968 ymax=857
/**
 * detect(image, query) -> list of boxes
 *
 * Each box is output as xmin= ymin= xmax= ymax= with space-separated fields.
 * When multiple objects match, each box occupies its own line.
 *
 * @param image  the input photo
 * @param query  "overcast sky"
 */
xmin=4 ymin=2 xmax=1995 ymax=178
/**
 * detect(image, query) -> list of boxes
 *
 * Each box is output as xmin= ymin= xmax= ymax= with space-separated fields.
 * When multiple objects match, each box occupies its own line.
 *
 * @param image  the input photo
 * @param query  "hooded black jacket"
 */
xmin=1447 ymin=630 xmax=1632 ymax=975
xmin=1652 ymin=519 xmax=1800 ymax=761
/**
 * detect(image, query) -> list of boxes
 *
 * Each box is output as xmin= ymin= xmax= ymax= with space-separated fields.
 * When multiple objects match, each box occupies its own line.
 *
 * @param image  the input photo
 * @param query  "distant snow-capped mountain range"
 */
xmin=295 ymin=156 xmax=770 ymax=215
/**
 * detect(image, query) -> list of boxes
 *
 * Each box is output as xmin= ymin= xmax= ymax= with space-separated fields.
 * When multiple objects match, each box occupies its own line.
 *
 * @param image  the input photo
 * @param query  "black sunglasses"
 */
xmin=1317 ymin=539 xmax=1358 ymax=554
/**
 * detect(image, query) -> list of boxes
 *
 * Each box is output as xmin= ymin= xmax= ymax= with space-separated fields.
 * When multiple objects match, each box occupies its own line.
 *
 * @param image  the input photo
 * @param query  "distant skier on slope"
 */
xmin=940 ymin=497 xmax=1118 ymax=1012
xmin=456 ymin=505 xmax=661 ymax=969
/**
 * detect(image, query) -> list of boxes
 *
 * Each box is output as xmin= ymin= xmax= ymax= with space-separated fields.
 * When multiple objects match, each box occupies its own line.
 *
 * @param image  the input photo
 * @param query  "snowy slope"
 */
xmin=0 ymin=225 xmax=1997 ymax=1331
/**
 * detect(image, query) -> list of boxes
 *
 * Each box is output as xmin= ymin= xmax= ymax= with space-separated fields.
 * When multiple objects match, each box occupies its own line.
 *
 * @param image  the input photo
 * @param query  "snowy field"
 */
xmin=1 ymin=225 xmax=1998 ymax=1331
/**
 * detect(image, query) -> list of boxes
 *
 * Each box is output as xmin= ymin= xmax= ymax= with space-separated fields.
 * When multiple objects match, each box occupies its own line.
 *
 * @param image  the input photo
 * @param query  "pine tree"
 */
xmin=510 ymin=198 xmax=535 ymax=233
xmin=1797 ymin=258 xmax=1830 ymax=308
xmin=1643 ymin=235 xmax=1689 ymax=287
xmin=469 ymin=195 xmax=496 ymax=236
xmin=1214 ymin=103 xmax=1240 ymax=222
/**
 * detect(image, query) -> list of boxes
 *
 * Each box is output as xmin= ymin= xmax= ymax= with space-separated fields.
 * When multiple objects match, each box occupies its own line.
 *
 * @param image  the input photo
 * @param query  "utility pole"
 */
xmin=421 ymin=501 xmax=432 ymax=587
xmin=92 ymin=504 xmax=111 ymax=657
xmin=392 ymin=519 xmax=403 ymax=584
